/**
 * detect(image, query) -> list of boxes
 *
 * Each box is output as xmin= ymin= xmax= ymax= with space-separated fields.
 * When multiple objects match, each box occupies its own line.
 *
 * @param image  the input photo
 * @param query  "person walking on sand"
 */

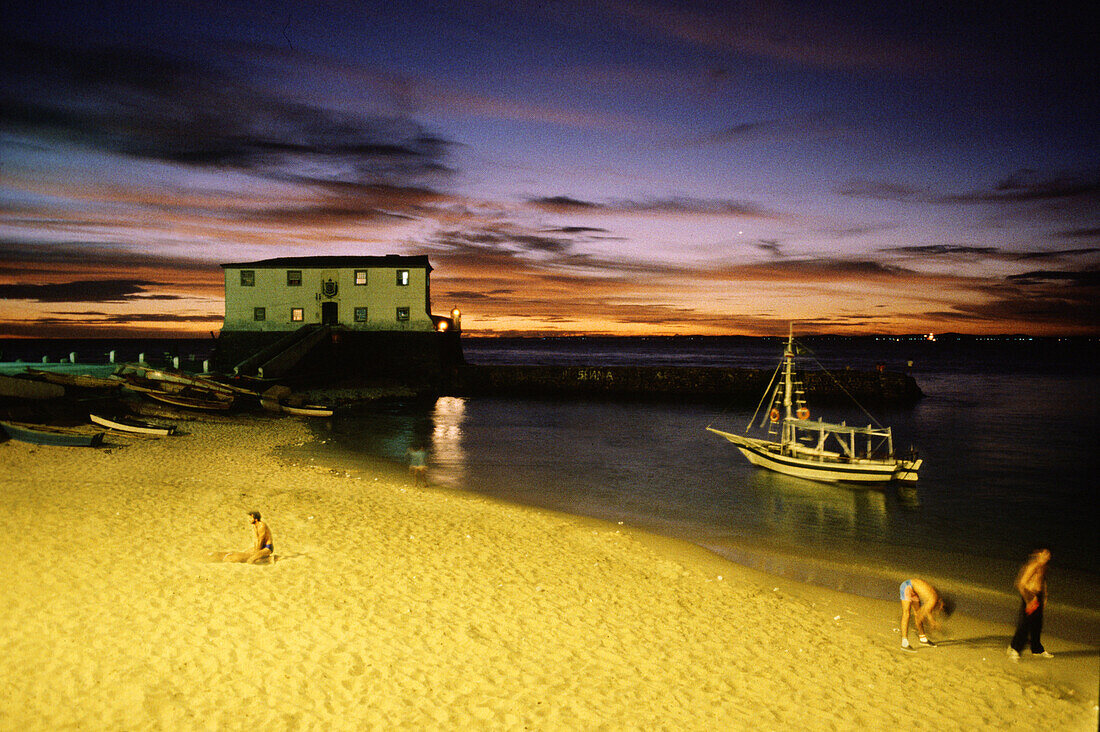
xmin=406 ymin=443 xmax=428 ymax=486
xmin=215 ymin=511 xmax=274 ymax=564
xmin=1008 ymin=548 xmax=1053 ymax=661
xmin=899 ymin=578 xmax=954 ymax=652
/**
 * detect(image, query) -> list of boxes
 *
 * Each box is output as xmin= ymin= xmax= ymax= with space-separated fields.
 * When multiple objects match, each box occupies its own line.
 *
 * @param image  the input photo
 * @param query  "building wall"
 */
xmin=222 ymin=265 xmax=434 ymax=332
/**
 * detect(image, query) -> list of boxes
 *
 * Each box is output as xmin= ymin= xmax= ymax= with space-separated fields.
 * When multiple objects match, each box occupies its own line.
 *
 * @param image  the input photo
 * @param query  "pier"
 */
xmin=446 ymin=364 xmax=923 ymax=406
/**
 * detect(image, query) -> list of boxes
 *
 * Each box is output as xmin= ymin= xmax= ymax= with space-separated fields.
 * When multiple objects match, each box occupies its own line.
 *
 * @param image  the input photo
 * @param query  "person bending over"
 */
xmin=216 ymin=511 xmax=274 ymax=564
xmin=899 ymin=578 xmax=954 ymax=651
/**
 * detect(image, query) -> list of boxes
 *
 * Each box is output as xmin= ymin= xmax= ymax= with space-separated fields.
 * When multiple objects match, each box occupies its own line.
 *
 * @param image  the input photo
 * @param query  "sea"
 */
xmin=3 ymin=334 xmax=1098 ymax=638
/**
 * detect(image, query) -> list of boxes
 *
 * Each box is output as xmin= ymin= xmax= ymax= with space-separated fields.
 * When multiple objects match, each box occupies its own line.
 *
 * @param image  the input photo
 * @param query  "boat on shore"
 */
xmin=119 ymin=380 xmax=235 ymax=411
xmin=280 ymin=403 xmax=334 ymax=417
xmin=114 ymin=364 xmax=236 ymax=411
xmin=707 ymin=330 xmax=921 ymax=485
xmin=24 ymin=368 xmax=120 ymax=391
xmin=113 ymin=364 xmax=240 ymax=398
xmin=89 ymin=413 xmax=176 ymax=436
xmin=1 ymin=420 xmax=105 ymax=447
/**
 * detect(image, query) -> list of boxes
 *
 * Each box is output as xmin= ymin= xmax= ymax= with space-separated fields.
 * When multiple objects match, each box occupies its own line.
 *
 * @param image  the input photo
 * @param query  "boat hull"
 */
xmin=1 ymin=420 xmax=104 ymax=447
xmin=708 ymin=428 xmax=919 ymax=484
xmin=89 ymin=413 xmax=175 ymax=436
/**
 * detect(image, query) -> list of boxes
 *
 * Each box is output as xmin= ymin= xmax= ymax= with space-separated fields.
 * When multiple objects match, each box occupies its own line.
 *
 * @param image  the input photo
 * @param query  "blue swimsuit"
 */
xmin=900 ymin=580 xmax=913 ymax=601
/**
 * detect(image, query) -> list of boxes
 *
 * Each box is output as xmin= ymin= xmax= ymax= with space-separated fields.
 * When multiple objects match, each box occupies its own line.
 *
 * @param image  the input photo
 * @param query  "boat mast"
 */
xmin=782 ymin=325 xmax=795 ymax=420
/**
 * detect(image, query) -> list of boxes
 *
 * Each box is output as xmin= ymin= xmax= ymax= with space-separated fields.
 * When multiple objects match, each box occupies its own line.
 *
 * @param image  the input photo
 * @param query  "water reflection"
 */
xmin=744 ymin=470 xmax=888 ymax=543
xmin=428 ymin=397 xmax=467 ymax=486
xmin=895 ymin=483 xmax=920 ymax=510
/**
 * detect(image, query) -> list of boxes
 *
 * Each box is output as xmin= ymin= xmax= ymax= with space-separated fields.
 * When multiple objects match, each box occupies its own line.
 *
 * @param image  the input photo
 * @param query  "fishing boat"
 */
xmin=1 ymin=420 xmax=105 ymax=447
xmin=707 ymin=331 xmax=921 ymax=484
xmin=130 ymin=383 xmax=233 ymax=411
xmin=24 ymin=368 xmax=120 ymax=390
xmin=89 ymin=413 xmax=177 ymax=436
xmin=113 ymin=364 xmax=239 ymax=398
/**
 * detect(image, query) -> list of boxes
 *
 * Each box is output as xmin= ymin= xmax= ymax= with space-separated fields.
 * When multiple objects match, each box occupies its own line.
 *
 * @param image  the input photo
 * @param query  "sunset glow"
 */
xmin=2 ymin=1 xmax=1097 ymax=338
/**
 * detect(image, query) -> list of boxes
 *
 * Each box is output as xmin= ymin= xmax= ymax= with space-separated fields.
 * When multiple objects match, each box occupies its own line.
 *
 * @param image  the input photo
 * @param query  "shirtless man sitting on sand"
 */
xmin=899 ymin=578 xmax=954 ymax=651
xmin=213 ymin=511 xmax=274 ymax=564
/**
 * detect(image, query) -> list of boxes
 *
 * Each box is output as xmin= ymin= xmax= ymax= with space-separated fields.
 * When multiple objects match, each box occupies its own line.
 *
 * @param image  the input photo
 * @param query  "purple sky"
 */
xmin=1 ymin=0 xmax=1097 ymax=337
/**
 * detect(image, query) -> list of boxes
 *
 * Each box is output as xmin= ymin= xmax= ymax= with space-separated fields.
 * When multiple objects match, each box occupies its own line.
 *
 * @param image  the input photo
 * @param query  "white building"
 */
xmin=220 ymin=255 xmax=447 ymax=332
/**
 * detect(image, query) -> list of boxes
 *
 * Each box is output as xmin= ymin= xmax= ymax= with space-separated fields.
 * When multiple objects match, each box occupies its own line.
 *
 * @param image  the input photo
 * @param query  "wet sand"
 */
xmin=0 ymin=418 xmax=1096 ymax=730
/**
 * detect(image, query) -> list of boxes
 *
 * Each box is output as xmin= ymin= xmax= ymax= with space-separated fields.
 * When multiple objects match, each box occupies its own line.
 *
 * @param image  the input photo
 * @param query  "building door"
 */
xmin=321 ymin=301 xmax=338 ymax=325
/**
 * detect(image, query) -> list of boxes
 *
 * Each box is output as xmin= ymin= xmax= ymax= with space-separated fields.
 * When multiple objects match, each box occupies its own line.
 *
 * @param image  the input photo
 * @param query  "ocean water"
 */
xmin=325 ymin=336 xmax=1100 ymax=631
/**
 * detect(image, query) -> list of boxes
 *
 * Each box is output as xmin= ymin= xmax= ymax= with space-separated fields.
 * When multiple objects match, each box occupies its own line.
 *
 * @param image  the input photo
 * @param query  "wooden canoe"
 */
xmin=24 ymin=368 xmax=120 ymax=390
xmin=89 ymin=413 xmax=176 ymax=436
xmin=0 ymin=420 xmax=104 ymax=447
xmin=281 ymin=403 xmax=334 ymax=417
xmin=113 ymin=364 xmax=238 ymax=397
xmin=117 ymin=376 xmax=235 ymax=411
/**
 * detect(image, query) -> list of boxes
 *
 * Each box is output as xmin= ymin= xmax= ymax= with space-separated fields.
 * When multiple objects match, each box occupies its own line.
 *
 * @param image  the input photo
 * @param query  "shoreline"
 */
xmin=1 ymin=417 xmax=1096 ymax=729
xmin=301 ymin=419 xmax=1100 ymax=636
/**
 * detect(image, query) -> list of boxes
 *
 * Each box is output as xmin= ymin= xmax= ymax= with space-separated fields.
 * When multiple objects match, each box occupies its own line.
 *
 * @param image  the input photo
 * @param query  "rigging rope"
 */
xmin=795 ymin=339 xmax=884 ymax=428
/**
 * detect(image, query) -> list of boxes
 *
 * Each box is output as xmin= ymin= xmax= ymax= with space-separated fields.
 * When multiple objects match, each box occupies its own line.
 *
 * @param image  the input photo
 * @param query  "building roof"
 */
xmin=220 ymin=255 xmax=431 ymax=271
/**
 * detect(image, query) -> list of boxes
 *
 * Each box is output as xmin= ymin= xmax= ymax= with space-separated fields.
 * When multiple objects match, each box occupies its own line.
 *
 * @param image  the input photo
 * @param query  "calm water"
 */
xmin=326 ymin=336 xmax=1099 ymax=610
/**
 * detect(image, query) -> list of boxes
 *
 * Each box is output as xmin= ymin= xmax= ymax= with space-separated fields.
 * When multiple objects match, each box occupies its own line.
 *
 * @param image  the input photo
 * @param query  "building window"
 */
xmin=396 ymin=307 xmax=410 ymax=321
xmin=287 ymin=270 xmax=302 ymax=286
xmin=355 ymin=270 xmax=368 ymax=286
xmin=354 ymin=307 xmax=368 ymax=322
xmin=240 ymin=270 xmax=255 ymax=287
xmin=396 ymin=269 xmax=409 ymax=286
xmin=253 ymin=307 xmax=265 ymax=321
xmin=291 ymin=308 xmax=304 ymax=322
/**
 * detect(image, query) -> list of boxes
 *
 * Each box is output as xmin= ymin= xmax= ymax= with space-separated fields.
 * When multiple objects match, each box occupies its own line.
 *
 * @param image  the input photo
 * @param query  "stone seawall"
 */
xmin=447 ymin=364 xmax=923 ymax=406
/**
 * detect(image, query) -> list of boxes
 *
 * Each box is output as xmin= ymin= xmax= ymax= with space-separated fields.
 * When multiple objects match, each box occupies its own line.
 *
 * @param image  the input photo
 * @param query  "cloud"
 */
xmin=939 ymin=170 xmax=1100 ymax=204
xmin=1056 ymin=227 xmax=1100 ymax=240
xmin=541 ymin=226 xmax=611 ymax=234
xmin=754 ymin=239 xmax=782 ymax=257
xmin=1016 ymin=247 xmax=1100 ymax=261
xmin=528 ymin=196 xmax=602 ymax=212
xmin=942 ymin=271 xmax=1100 ymax=329
xmin=886 ymin=245 xmax=1001 ymax=257
xmin=1 ymin=39 xmax=454 ymax=191
xmin=1004 ymin=269 xmax=1100 ymax=287
xmin=707 ymin=258 xmax=913 ymax=283
xmin=0 ymin=279 xmax=175 ymax=303
xmin=529 ymin=195 xmax=775 ymax=218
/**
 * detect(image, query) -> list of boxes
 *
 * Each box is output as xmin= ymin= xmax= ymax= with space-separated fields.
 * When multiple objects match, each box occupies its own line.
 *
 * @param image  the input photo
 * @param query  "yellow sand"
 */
xmin=1 ymin=419 xmax=1096 ymax=730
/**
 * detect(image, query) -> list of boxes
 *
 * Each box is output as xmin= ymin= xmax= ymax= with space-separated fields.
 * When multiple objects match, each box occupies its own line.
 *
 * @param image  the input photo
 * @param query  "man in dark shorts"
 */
xmin=216 ymin=511 xmax=274 ymax=564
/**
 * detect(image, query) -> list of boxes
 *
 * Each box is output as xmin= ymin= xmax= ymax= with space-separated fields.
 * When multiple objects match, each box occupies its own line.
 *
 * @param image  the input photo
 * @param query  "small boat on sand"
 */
xmin=707 ymin=329 xmax=921 ymax=485
xmin=122 ymin=381 xmax=234 ymax=411
xmin=280 ymin=403 xmax=334 ymax=417
xmin=113 ymin=364 xmax=239 ymax=398
xmin=89 ymin=413 xmax=176 ymax=436
xmin=258 ymin=385 xmax=333 ymax=417
xmin=0 ymin=420 xmax=105 ymax=447
xmin=24 ymin=368 xmax=120 ymax=390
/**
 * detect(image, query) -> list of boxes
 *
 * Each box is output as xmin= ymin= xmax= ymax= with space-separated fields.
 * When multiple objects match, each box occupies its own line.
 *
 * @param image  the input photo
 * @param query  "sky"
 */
xmin=1 ymin=0 xmax=1097 ymax=338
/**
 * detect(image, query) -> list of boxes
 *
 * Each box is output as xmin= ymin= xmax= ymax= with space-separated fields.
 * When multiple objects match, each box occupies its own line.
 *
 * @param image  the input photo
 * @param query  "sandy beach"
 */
xmin=1 ymin=417 xmax=1096 ymax=730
